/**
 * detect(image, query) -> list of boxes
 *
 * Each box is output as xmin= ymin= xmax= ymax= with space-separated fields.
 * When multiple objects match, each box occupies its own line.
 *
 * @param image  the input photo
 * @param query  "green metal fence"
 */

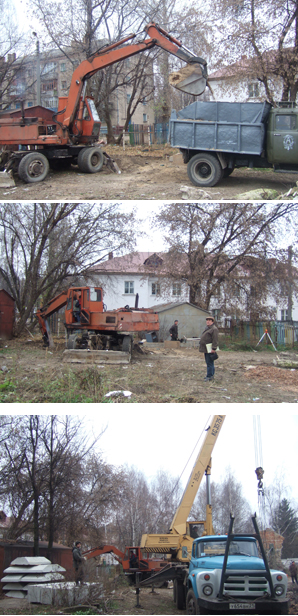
xmin=228 ymin=321 xmax=298 ymax=347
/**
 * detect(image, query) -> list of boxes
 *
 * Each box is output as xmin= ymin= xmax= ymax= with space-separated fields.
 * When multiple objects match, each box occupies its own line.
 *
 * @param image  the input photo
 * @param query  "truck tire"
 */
xmin=187 ymin=153 xmax=223 ymax=187
xmin=67 ymin=334 xmax=78 ymax=349
xmin=77 ymin=146 xmax=104 ymax=173
xmin=186 ymin=589 xmax=199 ymax=615
xmin=174 ymin=580 xmax=186 ymax=610
xmin=18 ymin=152 xmax=49 ymax=183
xmin=122 ymin=335 xmax=133 ymax=354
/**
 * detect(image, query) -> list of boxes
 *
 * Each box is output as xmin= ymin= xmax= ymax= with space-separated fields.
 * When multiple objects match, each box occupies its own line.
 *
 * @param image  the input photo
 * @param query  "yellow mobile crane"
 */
xmin=140 ymin=415 xmax=225 ymax=564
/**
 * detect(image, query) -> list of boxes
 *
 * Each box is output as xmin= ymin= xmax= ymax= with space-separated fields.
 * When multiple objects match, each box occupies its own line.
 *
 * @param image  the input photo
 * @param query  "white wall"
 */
xmin=94 ymin=273 xmax=189 ymax=310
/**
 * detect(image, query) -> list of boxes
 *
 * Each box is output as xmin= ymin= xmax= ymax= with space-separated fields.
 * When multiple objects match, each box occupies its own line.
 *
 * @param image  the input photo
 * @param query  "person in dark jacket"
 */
xmin=199 ymin=316 xmax=219 ymax=382
xmin=169 ymin=320 xmax=179 ymax=341
xmin=72 ymin=541 xmax=85 ymax=585
xmin=289 ymin=561 xmax=298 ymax=584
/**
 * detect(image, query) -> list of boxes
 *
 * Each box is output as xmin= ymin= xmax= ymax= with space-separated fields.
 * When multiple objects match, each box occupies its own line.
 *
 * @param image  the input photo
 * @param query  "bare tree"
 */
xmin=188 ymin=0 xmax=298 ymax=103
xmin=191 ymin=468 xmax=253 ymax=534
xmin=153 ymin=203 xmax=298 ymax=317
xmin=0 ymin=203 xmax=136 ymax=335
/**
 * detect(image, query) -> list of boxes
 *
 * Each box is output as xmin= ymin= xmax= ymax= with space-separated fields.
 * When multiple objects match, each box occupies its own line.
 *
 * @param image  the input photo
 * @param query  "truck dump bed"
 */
xmin=170 ymin=101 xmax=272 ymax=155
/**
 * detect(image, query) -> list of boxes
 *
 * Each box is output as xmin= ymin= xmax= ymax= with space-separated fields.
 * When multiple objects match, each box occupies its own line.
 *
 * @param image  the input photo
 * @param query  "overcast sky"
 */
xmin=6 ymin=410 xmax=298 ymax=523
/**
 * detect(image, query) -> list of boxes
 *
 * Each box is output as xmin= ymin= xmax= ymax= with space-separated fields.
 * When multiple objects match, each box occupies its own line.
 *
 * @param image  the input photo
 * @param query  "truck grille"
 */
xmin=224 ymin=575 xmax=269 ymax=596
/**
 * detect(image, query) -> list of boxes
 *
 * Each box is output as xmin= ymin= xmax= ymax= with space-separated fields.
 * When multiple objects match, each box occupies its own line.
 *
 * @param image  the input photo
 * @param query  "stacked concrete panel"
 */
xmin=1 ymin=556 xmax=66 ymax=599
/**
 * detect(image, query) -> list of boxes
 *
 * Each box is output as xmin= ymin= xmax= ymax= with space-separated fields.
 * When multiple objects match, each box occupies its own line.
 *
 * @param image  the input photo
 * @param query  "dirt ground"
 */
xmin=1 ymin=145 xmax=297 ymax=201
xmin=1 ymin=336 xmax=298 ymax=403
xmin=0 ymin=584 xmax=298 ymax=615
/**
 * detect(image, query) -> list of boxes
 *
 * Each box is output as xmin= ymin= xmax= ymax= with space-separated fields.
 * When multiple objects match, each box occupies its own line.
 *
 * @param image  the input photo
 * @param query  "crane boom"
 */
xmin=170 ymin=415 xmax=225 ymax=535
xmin=140 ymin=415 xmax=225 ymax=562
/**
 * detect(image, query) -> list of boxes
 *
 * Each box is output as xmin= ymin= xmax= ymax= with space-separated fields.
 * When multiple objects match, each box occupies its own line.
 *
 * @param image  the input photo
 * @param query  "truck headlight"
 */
xmin=203 ymin=585 xmax=213 ymax=596
xmin=274 ymin=585 xmax=285 ymax=596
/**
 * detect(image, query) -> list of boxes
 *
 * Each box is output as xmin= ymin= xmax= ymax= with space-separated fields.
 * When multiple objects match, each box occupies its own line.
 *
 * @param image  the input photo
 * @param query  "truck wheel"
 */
xmin=187 ymin=153 xmax=223 ymax=187
xmin=77 ymin=146 xmax=104 ymax=173
xmin=186 ymin=589 xmax=199 ymax=615
xmin=67 ymin=334 xmax=78 ymax=349
xmin=122 ymin=335 xmax=133 ymax=354
xmin=18 ymin=152 xmax=49 ymax=183
xmin=174 ymin=580 xmax=186 ymax=610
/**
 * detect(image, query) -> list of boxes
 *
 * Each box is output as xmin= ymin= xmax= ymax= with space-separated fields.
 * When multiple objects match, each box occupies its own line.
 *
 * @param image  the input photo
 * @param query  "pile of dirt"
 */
xmin=243 ymin=364 xmax=298 ymax=392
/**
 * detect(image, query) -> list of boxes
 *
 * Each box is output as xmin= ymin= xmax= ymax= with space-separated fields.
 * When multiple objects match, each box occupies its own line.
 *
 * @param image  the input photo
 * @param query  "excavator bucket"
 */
xmin=169 ymin=65 xmax=207 ymax=96
xmin=0 ymin=169 xmax=15 ymax=188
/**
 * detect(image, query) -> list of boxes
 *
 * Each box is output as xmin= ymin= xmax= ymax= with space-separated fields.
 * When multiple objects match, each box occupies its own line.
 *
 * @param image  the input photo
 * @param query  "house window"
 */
xmin=151 ymin=283 xmax=160 ymax=296
xmin=281 ymin=309 xmax=290 ymax=321
xmin=124 ymin=281 xmax=134 ymax=294
xmin=15 ymin=102 xmax=21 ymax=109
xmin=172 ymin=283 xmax=181 ymax=296
xmin=27 ymin=101 xmax=33 ymax=107
xmin=61 ymin=81 xmax=67 ymax=89
xmin=60 ymin=63 xmax=66 ymax=72
xmin=143 ymin=113 xmax=148 ymax=123
xmin=212 ymin=309 xmax=220 ymax=320
xmin=248 ymin=82 xmax=259 ymax=98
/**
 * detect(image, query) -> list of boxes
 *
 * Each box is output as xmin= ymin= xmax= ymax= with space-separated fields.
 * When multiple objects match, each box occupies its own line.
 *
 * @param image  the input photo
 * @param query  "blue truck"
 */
xmin=139 ymin=516 xmax=289 ymax=615
xmin=170 ymin=100 xmax=298 ymax=187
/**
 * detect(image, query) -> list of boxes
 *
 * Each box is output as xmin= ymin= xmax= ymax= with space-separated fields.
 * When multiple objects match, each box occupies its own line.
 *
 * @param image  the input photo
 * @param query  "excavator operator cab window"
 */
xmin=90 ymin=288 xmax=102 ymax=302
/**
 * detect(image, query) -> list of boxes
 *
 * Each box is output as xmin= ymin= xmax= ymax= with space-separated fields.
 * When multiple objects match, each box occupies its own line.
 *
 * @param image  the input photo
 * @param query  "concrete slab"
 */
xmin=4 ymin=564 xmax=66 ymax=574
xmin=1 ymin=574 xmax=24 ymax=583
xmin=11 ymin=556 xmax=51 ymax=566
xmin=20 ymin=573 xmax=65 ymax=582
xmin=3 ymin=583 xmax=26 ymax=590
xmin=27 ymin=582 xmax=93 ymax=606
xmin=63 ymin=349 xmax=130 ymax=364
xmin=4 ymin=591 xmax=27 ymax=599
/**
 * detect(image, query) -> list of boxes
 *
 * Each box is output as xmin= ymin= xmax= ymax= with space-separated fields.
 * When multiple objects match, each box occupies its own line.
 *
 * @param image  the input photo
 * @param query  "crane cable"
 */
xmin=253 ymin=415 xmax=266 ymax=529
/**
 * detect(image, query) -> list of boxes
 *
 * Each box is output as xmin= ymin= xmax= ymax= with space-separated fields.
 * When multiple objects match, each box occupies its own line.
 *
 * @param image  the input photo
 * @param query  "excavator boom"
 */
xmin=63 ymin=22 xmax=207 ymax=128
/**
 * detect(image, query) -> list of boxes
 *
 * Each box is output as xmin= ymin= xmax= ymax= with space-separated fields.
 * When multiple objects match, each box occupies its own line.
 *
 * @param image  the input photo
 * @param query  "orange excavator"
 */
xmin=36 ymin=285 xmax=159 ymax=361
xmin=0 ymin=23 xmax=207 ymax=183
xmin=83 ymin=545 xmax=167 ymax=583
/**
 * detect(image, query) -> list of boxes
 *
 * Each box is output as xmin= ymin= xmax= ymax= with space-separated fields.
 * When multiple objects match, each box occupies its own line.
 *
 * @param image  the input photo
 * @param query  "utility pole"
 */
xmin=287 ymin=245 xmax=293 ymax=321
xmin=33 ymin=32 xmax=41 ymax=106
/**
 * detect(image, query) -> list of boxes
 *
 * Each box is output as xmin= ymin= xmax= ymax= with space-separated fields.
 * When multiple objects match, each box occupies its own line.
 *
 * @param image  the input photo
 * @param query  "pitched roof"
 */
xmin=93 ymin=252 xmax=164 ymax=274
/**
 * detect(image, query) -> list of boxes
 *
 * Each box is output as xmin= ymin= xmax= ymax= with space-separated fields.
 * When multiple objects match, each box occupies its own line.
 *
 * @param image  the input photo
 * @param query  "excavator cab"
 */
xmin=65 ymin=286 xmax=104 ymax=326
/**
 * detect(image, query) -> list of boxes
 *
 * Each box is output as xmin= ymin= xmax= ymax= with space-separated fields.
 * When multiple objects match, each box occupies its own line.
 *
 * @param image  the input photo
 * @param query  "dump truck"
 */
xmin=140 ymin=516 xmax=288 ymax=615
xmin=170 ymin=100 xmax=298 ymax=187
xmin=36 ymin=285 xmax=159 ymax=362
xmin=0 ymin=23 xmax=207 ymax=184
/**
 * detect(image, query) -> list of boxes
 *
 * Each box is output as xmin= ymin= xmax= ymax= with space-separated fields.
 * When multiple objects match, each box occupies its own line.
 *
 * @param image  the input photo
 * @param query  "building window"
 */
xmin=124 ymin=281 xmax=134 ymax=294
xmin=143 ymin=113 xmax=148 ymax=123
xmin=212 ymin=309 xmax=220 ymax=320
xmin=27 ymin=101 xmax=33 ymax=107
xmin=61 ymin=81 xmax=67 ymax=89
xmin=281 ymin=309 xmax=290 ymax=321
xmin=172 ymin=283 xmax=181 ymax=296
xmin=60 ymin=63 xmax=66 ymax=72
xmin=248 ymin=82 xmax=259 ymax=98
xmin=15 ymin=102 xmax=21 ymax=109
xmin=151 ymin=283 xmax=160 ymax=296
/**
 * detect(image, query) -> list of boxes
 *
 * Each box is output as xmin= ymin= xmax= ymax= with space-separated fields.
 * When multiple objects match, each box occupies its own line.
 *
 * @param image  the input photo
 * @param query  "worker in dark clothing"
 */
xmin=199 ymin=316 xmax=219 ymax=382
xmin=169 ymin=320 xmax=179 ymax=341
xmin=72 ymin=541 xmax=86 ymax=585
xmin=73 ymin=294 xmax=81 ymax=323
xmin=129 ymin=550 xmax=138 ymax=568
xmin=289 ymin=561 xmax=298 ymax=584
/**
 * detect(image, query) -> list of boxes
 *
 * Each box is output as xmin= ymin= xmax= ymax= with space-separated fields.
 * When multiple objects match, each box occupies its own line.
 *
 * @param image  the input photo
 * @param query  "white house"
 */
xmin=91 ymin=251 xmax=298 ymax=323
xmin=91 ymin=252 xmax=189 ymax=310
xmin=208 ymin=55 xmax=283 ymax=103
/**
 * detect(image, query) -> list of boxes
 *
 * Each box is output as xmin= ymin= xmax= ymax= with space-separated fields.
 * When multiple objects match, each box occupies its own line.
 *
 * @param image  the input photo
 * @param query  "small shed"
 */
xmin=152 ymin=302 xmax=211 ymax=341
xmin=0 ymin=289 xmax=15 ymax=339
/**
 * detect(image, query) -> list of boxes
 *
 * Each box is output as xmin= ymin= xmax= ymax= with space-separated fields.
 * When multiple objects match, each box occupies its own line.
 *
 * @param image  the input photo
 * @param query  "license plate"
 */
xmin=229 ymin=604 xmax=255 ymax=610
